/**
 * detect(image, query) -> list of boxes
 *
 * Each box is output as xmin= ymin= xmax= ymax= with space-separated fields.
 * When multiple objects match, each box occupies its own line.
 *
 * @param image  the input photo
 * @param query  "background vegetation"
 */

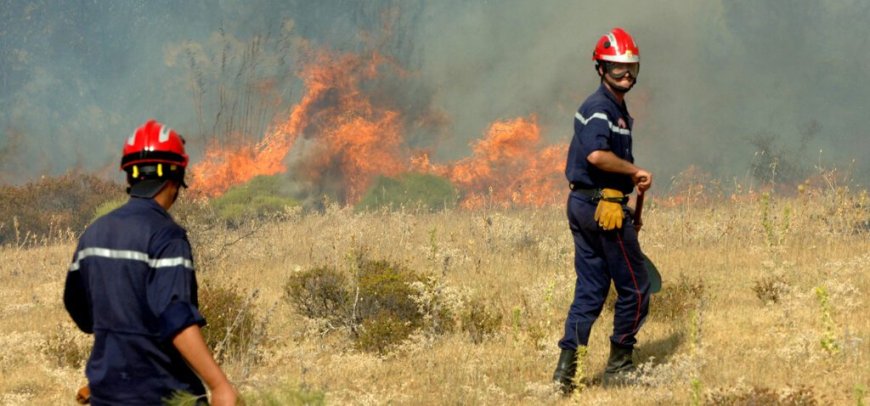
xmin=1 ymin=171 xmax=867 ymax=404
xmin=209 ymin=175 xmax=299 ymax=226
xmin=0 ymin=173 xmax=123 ymax=246
xmin=355 ymin=173 xmax=459 ymax=212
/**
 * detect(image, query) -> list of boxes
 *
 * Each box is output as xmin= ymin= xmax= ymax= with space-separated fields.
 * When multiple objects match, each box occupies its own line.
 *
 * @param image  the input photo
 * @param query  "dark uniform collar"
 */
xmin=127 ymin=196 xmax=173 ymax=220
xmin=596 ymin=83 xmax=630 ymax=116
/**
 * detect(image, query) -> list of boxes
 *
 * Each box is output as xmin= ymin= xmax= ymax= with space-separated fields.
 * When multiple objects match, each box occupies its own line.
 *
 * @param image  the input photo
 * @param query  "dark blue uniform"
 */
xmin=560 ymin=83 xmax=650 ymax=351
xmin=64 ymin=197 xmax=206 ymax=405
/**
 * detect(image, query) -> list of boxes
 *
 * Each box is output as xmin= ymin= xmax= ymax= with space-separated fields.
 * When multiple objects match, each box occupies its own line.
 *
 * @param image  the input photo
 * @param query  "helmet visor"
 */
xmin=605 ymin=62 xmax=639 ymax=79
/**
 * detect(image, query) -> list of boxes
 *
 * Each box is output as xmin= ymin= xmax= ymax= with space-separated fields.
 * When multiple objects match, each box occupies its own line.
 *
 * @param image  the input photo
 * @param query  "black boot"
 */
xmin=603 ymin=342 xmax=635 ymax=386
xmin=552 ymin=348 xmax=577 ymax=394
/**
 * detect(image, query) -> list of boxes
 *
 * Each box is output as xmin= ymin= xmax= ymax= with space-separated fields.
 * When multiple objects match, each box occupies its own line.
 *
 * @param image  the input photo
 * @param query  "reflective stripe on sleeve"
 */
xmin=575 ymin=112 xmax=631 ymax=135
xmin=68 ymin=247 xmax=193 ymax=272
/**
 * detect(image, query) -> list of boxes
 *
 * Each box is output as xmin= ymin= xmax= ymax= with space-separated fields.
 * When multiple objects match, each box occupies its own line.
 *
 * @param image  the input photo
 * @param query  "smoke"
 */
xmin=1 ymin=0 xmax=867 ymax=188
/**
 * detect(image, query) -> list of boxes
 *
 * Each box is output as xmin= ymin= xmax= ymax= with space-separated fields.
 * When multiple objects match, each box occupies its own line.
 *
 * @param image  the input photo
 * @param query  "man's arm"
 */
xmin=64 ymin=269 xmax=94 ymax=334
xmin=172 ymin=324 xmax=239 ymax=406
xmin=587 ymin=150 xmax=652 ymax=191
xmin=147 ymin=231 xmax=239 ymax=405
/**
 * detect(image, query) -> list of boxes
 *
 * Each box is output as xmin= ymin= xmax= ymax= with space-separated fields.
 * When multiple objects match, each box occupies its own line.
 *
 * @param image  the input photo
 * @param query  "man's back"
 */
xmin=65 ymin=197 xmax=206 ymax=404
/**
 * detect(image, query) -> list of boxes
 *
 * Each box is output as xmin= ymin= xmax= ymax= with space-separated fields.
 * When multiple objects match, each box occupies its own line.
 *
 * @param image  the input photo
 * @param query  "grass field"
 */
xmin=0 ymin=183 xmax=867 ymax=405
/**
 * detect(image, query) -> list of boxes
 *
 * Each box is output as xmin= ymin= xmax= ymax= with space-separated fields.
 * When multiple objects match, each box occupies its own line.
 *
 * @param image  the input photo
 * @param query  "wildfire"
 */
xmin=413 ymin=116 xmax=566 ymax=208
xmin=189 ymin=45 xmax=567 ymax=208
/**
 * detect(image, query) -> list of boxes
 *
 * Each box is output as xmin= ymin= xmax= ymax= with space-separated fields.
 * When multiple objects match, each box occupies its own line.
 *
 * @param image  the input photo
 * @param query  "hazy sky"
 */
xmin=1 ymin=1 xmax=868 ymax=188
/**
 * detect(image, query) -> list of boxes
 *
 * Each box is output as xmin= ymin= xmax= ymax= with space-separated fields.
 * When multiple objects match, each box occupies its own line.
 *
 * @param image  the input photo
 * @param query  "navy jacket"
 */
xmin=565 ymin=83 xmax=636 ymax=194
xmin=64 ymin=197 xmax=206 ymax=405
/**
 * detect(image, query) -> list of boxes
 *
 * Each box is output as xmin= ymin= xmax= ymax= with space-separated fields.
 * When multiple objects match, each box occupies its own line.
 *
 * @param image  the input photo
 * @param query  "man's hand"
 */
xmin=172 ymin=325 xmax=240 ymax=405
xmin=210 ymin=383 xmax=241 ymax=406
xmin=75 ymin=385 xmax=90 ymax=404
xmin=632 ymin=169 xmax=652 ymax=192
xmin=594 ymin=188 xmax=625 ymax=230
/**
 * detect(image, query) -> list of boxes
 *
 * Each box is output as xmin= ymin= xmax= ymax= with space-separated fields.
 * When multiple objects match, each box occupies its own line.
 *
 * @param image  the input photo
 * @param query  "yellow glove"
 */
xmin=594 ymin=188 xmax=625 ymax=230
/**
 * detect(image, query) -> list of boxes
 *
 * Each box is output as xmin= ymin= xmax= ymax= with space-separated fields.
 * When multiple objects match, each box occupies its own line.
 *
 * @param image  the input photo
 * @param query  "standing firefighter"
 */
xmin=553 ymin=27 xmax=653 ymax=392
xmin=64 ymin=120 xmax=239 ymax=405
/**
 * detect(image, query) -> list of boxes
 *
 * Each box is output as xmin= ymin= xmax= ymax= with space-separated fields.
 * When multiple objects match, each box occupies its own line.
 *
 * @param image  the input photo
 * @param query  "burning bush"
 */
xmin=0 ymin=173 xmax=123 ymax=245
xmin=209 ymin=175 xmax=299 ymax=226
xmin=356 ymin=172 xmax=458 ymax=212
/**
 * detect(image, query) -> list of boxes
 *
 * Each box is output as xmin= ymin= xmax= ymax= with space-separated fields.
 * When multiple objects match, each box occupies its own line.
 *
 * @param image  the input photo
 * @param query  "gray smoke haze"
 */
xmin=1 ymin=0 xmax=868 ymax=188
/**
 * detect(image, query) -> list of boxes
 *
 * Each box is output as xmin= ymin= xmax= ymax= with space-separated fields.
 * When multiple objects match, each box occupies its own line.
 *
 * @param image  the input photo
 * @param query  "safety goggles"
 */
xmin=604 ymin=62 xmax=639 ymax=79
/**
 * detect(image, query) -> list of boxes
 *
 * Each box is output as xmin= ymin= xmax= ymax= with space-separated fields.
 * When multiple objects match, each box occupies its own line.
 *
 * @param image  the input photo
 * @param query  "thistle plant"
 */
xmin=760 ymin=192 xmax=791 ymax=248
xmin=761 ymin=192 xmax=775 ymax=247
xmin=814 ymin=286 xmax=840 ymax=355
xmin=688 ymin=294 xmax=705 ymax=404
xmin=572 ymin=346 xmax=589 ymax=392
xmin=855 ymin=383 xmax=867 ymax=406
xmin=690 ymin=378 xmax=703 ymax=406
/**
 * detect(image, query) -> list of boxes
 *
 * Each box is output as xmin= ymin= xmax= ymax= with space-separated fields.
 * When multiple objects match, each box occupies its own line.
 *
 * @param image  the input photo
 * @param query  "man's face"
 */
xmin=601 ymin=62 xmax=639 ymax=93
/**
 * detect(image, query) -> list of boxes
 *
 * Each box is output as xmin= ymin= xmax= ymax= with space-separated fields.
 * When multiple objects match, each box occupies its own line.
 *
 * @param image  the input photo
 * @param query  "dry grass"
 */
xmin=1 ymin=184 xmax=868 ymax=405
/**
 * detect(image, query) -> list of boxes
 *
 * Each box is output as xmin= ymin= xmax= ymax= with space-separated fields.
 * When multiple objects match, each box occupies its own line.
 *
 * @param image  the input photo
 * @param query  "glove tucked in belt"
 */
xmin=594 ymin=188 xmax=625 ymax=230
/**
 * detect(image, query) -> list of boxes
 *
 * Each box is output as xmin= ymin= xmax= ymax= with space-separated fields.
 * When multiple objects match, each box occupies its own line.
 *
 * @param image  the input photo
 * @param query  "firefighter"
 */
xmin=553 ymin=27 xmax=653 ymax=392
xmin=64 ymin=120 xmax=239 ymax=405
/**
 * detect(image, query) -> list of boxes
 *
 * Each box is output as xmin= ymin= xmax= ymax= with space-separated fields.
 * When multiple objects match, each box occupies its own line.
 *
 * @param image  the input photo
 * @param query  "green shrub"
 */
xmin=356 ymin=172 xmax=458 ymax=211
xmin=460 ymin=298 xmax=503 ymax=344
xmin=210 ymin=175 xmax=298 ymax=225
xmin=753 ymin=274 xmax=790 ymax=304
xmin=356 ymin=311 xmax=416 ymax=354
xmin=284 ymin=255 xmax=444 ymax=354
xmin=650 ymin=274 xmax=705 ymax=321
xmin=199 ymin=283 xmax=266 ymax=364
xmin=353 ymin=259 xmax=429 ymax=353
xmin=284 ymin=266 xmax=352 ymax=328
xmin=355 ymin=259 xmax=426 ymax=322
xmin=41 ymin=323 xmax=91 ymax=369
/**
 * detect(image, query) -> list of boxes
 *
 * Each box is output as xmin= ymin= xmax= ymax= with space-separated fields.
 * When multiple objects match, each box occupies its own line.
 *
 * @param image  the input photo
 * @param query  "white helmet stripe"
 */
xmin=607 ymin=33 xmax=618 ymax=53
xmin=158 ymin=126 xmax=171 ymax=143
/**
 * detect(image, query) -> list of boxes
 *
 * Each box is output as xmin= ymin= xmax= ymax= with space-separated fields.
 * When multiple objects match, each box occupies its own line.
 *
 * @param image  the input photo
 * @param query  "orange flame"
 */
xmin=190 ymin=45 xmax=408 ymax=200
xmin=414 ymin=116 xmax=567 ymax=208
xmin=190 ymin=45 xmax=567 ymax=208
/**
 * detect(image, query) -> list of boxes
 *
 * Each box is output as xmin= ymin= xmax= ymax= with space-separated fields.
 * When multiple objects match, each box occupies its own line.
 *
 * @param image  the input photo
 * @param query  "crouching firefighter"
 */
xmin=64 ymin=120 xmax=239 ymax=405
xmin=553 ymin=27 xmax=653 ymax=392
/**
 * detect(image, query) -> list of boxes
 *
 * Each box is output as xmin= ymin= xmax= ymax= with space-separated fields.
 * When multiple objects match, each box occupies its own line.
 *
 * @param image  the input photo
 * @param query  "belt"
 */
xmin=569 ymin=183 xmax=629 ymax=204
xmin=568 ymin=183 xmax=600 ymax=198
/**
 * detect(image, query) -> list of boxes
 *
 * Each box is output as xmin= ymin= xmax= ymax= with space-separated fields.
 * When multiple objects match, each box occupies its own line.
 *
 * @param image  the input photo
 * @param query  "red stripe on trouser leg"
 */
xmin=616 ymin=233 xmax=642 ymax=345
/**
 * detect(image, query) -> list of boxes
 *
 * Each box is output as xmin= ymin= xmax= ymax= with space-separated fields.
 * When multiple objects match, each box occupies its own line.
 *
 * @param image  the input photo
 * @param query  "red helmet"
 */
xmin=592 ymin=27 xmax=639 ymax=64
xmin=121 ymin=120 xmax=189 ymax=197
xmin=121 ymin=119 xmax=188 ymax=170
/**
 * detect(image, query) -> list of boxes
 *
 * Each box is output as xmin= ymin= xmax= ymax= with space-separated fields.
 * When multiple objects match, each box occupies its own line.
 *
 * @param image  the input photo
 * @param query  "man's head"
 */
xmin=592 ymin=28 xmax=640 ymax=94
xmin=120 ymin=120 xmax=189 ymax=206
